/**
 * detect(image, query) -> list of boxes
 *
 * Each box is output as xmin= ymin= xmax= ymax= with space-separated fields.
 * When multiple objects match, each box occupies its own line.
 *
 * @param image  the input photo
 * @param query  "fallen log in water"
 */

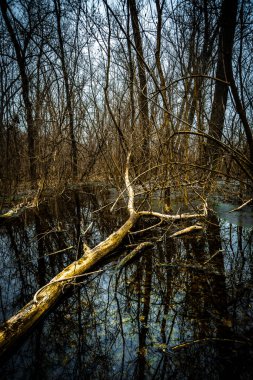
xmin=0 ymin=210 xmax=140 ymax=356
xmin=0 ymin=154 xmax=208 ymax=357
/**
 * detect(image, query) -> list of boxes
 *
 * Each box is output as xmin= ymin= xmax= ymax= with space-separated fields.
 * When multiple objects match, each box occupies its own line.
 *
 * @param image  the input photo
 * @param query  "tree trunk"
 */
xmin=207 ymin=0 xmax=238 ymax=167
xmin=0 ymin=0 xmax=37 ymax=183
xmin=54 ymin=0 xmax=78 ymax=180
xmin=128 ymin=0 xmax=150 ymax=157
xmin=0 ymin=210 xmax=140 ymax=357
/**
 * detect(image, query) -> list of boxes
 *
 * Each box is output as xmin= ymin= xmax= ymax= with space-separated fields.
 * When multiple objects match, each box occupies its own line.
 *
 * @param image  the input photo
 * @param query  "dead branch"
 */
xmin=170 ymin=223 xmax=204 ymax=238
xmin=139 ymin=200 xmax=207 ymax=221
xmin=117 ymin=241 xmax=153 ymax=270
xmin=228 ymin=198 xmax=253 ymax=213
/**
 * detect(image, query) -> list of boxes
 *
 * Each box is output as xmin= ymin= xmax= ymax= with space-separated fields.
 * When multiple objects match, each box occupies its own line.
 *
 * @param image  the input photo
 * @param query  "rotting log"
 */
xmin=0 ymin=153 xmax=208 ymax=357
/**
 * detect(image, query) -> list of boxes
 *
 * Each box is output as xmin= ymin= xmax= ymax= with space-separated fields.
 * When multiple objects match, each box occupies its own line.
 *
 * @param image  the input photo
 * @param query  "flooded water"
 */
xmin=0 ymin=186 xmax=253 ymax=379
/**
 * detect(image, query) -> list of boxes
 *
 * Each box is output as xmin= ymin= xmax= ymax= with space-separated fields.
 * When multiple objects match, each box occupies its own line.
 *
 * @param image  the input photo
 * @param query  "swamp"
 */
xmin=1 ymin=0 xmax=253 ymax=378
xmin=1 ymin=184 xmax=253 ymax=379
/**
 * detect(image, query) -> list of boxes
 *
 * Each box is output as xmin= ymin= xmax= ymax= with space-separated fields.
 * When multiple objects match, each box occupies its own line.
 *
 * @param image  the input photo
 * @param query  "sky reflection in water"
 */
xmin=0 ymin=186 xmax=253 ymax=379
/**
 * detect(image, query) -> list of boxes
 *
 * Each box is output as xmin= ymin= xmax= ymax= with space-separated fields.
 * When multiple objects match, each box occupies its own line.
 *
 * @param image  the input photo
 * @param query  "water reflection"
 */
xmin=0 ymin=186 xmax=253 ymax=379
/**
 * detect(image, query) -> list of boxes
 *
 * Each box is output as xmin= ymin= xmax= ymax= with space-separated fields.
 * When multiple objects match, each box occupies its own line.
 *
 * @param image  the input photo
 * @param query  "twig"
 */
xmin=42 ymin=246 xmax=74 ymax=258
xmin=130 ymin=220 xmax=163 ymax=235
xmin=81 ymin=221 xmax=93 ymax=235
xmin=203 ymin=249 xmax=224 ymax=265
xmin=228 ymin=198 xmax=253 ymax=213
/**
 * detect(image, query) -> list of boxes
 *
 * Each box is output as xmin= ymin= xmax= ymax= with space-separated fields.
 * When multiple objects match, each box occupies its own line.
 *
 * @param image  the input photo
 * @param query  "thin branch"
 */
xmin=150 ymin=74 xmax=230 ymax=94
xmin=130 ymin=220 xmax=163 ymax=235
xmin=117 ymin=241 xmax=153 ymax=270
xmin=170 ymin=224 xmax=203 ymax=238
xmin=139 ymin=201 xmax=208 ymax=221
xmin=171 ymin=337 xmax=250 ymax=351
xmin=203 ymin=249 xmax=224 ymax=265
xmin=228 ymin=198 xmax=253 ymax=213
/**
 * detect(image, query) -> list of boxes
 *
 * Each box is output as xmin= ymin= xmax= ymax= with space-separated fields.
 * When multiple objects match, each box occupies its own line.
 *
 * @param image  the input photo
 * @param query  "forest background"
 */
xmin=0 ymin=0 xmax=253 ymax=199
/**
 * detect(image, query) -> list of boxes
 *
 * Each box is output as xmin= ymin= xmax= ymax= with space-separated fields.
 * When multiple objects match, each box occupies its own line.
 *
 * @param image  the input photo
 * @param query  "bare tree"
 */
xmin=207 ymin=0 xmax=238 ymax=167
xmin=0 ymin=0 xmax=37 ymax=183
xmin=53 ymin=0 xmax=78 ymax=180
xmin=128 ymin=0 xmax=150 ymax=158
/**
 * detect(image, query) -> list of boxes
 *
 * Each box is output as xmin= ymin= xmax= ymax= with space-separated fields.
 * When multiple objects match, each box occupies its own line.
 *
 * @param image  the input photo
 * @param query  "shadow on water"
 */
xmin=0 ymin=185 xmax=253 ymax=379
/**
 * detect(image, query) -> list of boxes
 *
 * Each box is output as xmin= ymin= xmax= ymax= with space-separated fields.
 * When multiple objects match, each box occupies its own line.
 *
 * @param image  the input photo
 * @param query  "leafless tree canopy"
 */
xmin=0 ymin=0 xmax=252 ymax=197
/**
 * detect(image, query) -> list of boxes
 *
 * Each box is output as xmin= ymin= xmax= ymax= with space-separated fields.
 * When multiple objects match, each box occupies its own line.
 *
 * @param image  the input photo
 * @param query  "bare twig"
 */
xmin=228 ymin=198 xmax=253 ymax=213
xmin=170 ymin=223 xmax=203 ymax=238
xmin=203 ymin=249 xmax=224 ymax=265
xmin=139 ymin=200 xmax=208 ymax=221
xmin=130 ymin=220 xmax=163 ymax=235
xmin=171 ymin=337 xmax=250 ymax=351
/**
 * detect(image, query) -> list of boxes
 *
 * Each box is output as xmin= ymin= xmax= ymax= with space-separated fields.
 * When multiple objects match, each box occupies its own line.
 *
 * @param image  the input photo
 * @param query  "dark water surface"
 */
xmin=0 ymin=186 xmax=253 ymax=379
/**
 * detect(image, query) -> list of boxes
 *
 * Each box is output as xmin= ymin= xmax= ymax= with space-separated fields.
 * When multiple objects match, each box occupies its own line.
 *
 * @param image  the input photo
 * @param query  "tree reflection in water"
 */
xmin=0 ymin=186 xmax=253 ymax=379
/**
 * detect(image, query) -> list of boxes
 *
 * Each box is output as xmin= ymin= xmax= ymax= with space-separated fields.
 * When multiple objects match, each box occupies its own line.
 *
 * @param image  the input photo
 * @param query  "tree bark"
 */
xmin=54 ymin=0 xmax=78 ymax=180
xmin=207 ymin=0 xmax=238 ymax=166
xmin=226 ymin=61 xmax=253 ymax=168
xmin=128 ymin=0 xmax=150 ymax=157
xmin=0 ymin=0 xmax=37 ymax=183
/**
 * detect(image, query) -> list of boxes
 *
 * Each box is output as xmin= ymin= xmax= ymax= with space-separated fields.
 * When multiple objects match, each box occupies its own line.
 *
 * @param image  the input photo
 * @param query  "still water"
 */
xmin=0 ymin=186 xmax=253 ymax=379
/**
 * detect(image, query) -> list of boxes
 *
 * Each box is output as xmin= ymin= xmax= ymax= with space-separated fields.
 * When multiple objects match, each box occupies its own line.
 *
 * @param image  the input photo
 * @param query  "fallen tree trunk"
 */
xmin=0 ymin=210 xmax=140 ymax=357
xmin=0 ymin=153 xmax=207 ymax=357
